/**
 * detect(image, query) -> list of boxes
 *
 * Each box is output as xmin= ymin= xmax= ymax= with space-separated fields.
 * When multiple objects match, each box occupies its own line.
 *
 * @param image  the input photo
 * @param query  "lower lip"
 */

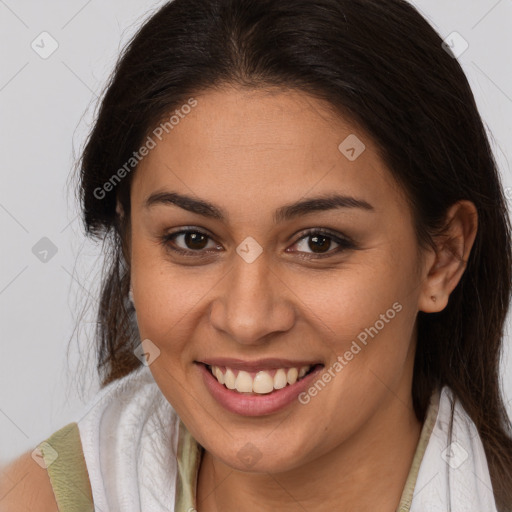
xmin=197 ymin=363 xmax=324 ymax=416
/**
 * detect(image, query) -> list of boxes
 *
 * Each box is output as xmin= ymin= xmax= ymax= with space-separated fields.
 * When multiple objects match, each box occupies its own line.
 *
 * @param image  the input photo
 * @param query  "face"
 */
xmin=127 ymin=85 xmax=427 ymax=473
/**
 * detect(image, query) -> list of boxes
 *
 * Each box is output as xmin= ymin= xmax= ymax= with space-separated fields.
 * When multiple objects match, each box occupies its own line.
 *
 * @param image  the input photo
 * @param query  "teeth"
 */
xmin=274 ymin=369 xmax=287 ymax=389
xmin=287 ymin=367 xmax=298 ymax=385
xmin=214 ymin=367 xmax=224 ymax=384
xmin=224 ymin=368 xmax=236 ymax=389
xmin=235 ymin=371 xmax=253 ymax=392
xmin=209 ymin=364 xmax=313 ymax=394
xmin=253 ymin=371 xmax=274 ymax=394
xmin=298 ymin=366 xmax=309 ymax=378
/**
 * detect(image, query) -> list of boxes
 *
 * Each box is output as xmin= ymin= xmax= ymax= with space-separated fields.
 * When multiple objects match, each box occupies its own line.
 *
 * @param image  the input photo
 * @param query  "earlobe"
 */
xmin=418 ymin=200 xmax=478 ymax=313
xmin=418 ymin=293 xmax=443 ymax=314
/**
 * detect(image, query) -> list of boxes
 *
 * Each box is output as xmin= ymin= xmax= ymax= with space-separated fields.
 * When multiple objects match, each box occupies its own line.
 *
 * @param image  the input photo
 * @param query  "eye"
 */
xmin=288 ymin=228 xmax=356 ymax=258
xmin=160 ymin=227 xmax=356 ymax=259
xmin=160 ymin=228 xmax=221 ymax=256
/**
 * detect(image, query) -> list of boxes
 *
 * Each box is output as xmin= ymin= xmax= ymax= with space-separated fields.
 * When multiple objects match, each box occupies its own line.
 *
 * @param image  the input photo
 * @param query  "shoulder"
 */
xmin=0 ymin=449 xmax=58 ymax=512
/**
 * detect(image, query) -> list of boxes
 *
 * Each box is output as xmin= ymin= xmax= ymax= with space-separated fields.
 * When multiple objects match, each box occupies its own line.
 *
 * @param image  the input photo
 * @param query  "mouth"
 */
xmin=204 ymin=363 xmax=320 ymax=395
xmin=196 ymin=360 xmax=325 ymax=416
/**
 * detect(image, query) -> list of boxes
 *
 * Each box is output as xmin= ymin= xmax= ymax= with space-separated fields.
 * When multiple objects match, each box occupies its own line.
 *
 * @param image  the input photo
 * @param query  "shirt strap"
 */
xmin=37 ymin=422 xmax=94 ymax=512
xmin=396 ymin=388 xmax=440 ymax=512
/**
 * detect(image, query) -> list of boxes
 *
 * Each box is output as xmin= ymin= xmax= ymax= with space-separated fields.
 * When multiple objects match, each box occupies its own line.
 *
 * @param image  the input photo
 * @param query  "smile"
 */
xmin=197 ymin=360 xmax=325 ymax=416
xmin=206 ymin=364 xmax=314 ymax=394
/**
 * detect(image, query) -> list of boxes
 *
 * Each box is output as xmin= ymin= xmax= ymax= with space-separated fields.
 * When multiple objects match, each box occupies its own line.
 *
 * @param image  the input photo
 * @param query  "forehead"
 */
xmin=131 ymin=86 xmax=405 ymax=219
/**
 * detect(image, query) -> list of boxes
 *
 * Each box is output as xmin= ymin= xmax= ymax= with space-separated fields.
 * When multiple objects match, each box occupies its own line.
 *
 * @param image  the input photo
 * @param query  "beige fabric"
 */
xmin=38 ymin=422 xmax=94 ymax=511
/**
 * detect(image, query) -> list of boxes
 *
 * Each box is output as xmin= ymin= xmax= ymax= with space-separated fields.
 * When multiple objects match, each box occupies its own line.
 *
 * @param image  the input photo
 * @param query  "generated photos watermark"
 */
xmin=298 ymin=301 xmax=403 ymax=404
xmin=93 ymin=97 xmax=198 ymax=200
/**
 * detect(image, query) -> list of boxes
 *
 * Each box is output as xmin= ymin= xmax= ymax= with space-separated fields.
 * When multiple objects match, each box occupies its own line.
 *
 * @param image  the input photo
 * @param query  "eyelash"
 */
xmin=159 ymin=227 xmax=357 ymax=260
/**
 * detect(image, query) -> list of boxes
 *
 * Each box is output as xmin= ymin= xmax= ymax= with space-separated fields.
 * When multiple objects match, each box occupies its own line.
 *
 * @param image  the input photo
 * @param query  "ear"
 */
xmin=116 ymin=198 xmax=125 ymax=218
xmin=418 ymin=200 xmax=478 ymax=313
xmin=115 ymin=197 xmax=132 ymax=268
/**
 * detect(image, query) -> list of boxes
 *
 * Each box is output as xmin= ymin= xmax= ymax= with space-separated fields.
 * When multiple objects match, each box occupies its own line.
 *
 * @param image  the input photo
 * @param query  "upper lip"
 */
xmin=198 ymin=358 xmax=323 ymax=371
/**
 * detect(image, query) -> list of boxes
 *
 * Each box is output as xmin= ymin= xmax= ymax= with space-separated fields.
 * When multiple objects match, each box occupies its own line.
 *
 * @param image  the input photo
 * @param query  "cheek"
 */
xmin=292 ymin=254 xmax=412 ymax=335
xmin=129 ymin=236 xmax=201 ymax=356
xmin=290 ymin=246 xmax=419 ymax=381
xmin=289 ymin=266 xmax=417 ymax=443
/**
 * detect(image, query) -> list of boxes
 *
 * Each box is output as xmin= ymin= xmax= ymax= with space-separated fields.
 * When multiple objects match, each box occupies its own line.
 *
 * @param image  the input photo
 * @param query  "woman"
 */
xmin=2 ymin=0 xmax=512 ymax=511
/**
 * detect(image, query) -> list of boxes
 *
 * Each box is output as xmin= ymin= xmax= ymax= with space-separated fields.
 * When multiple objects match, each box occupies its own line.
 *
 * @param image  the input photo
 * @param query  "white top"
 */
xmin=74 ymin=364 xmax=498 ymax=512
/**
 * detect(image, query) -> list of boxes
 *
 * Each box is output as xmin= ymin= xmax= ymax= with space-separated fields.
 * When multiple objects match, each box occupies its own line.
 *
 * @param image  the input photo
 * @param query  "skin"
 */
xmin=0 ymin=451 xmax=59 ymax=511
xmin=122 ymin=85 xmax=477 ymax=512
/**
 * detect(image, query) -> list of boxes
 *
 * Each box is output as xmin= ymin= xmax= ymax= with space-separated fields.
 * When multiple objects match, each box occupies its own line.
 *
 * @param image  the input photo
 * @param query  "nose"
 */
xmin=209 ymin=249 xmax=295 ymax=345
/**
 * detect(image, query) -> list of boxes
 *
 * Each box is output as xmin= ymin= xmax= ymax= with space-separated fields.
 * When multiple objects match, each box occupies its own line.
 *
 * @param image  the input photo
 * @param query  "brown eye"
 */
xmin=306 ymin=234 xmax=332 ymax=253
xmin=161 ymin=228 xmax=222 ymax=256
xmin=182 ymin=231 xmax=209 ymax=250
xmin=289 ymin=229 xmax=356 ymax=258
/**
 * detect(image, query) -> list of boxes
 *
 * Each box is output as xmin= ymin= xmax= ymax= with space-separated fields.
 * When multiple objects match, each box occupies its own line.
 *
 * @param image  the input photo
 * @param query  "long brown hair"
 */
xmin=73 ymin=0 xmax=512 ymax=508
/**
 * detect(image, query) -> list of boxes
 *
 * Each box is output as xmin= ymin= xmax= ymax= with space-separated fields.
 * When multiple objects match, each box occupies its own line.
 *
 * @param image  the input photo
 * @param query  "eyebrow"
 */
xmin=144 ymin=190 xmax=374 ymax=223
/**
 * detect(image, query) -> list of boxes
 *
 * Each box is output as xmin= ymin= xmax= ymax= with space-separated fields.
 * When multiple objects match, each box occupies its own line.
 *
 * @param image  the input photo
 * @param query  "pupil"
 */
xmin=186 ymin=232 xmax=207 ymax=250
xmin=309 ymin=234 xmax=330 ymax=253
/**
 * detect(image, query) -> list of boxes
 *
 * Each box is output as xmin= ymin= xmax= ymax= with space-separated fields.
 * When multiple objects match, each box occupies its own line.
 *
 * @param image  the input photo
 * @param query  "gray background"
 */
xmin=1 ymin=0 xmax=511 ymax=465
